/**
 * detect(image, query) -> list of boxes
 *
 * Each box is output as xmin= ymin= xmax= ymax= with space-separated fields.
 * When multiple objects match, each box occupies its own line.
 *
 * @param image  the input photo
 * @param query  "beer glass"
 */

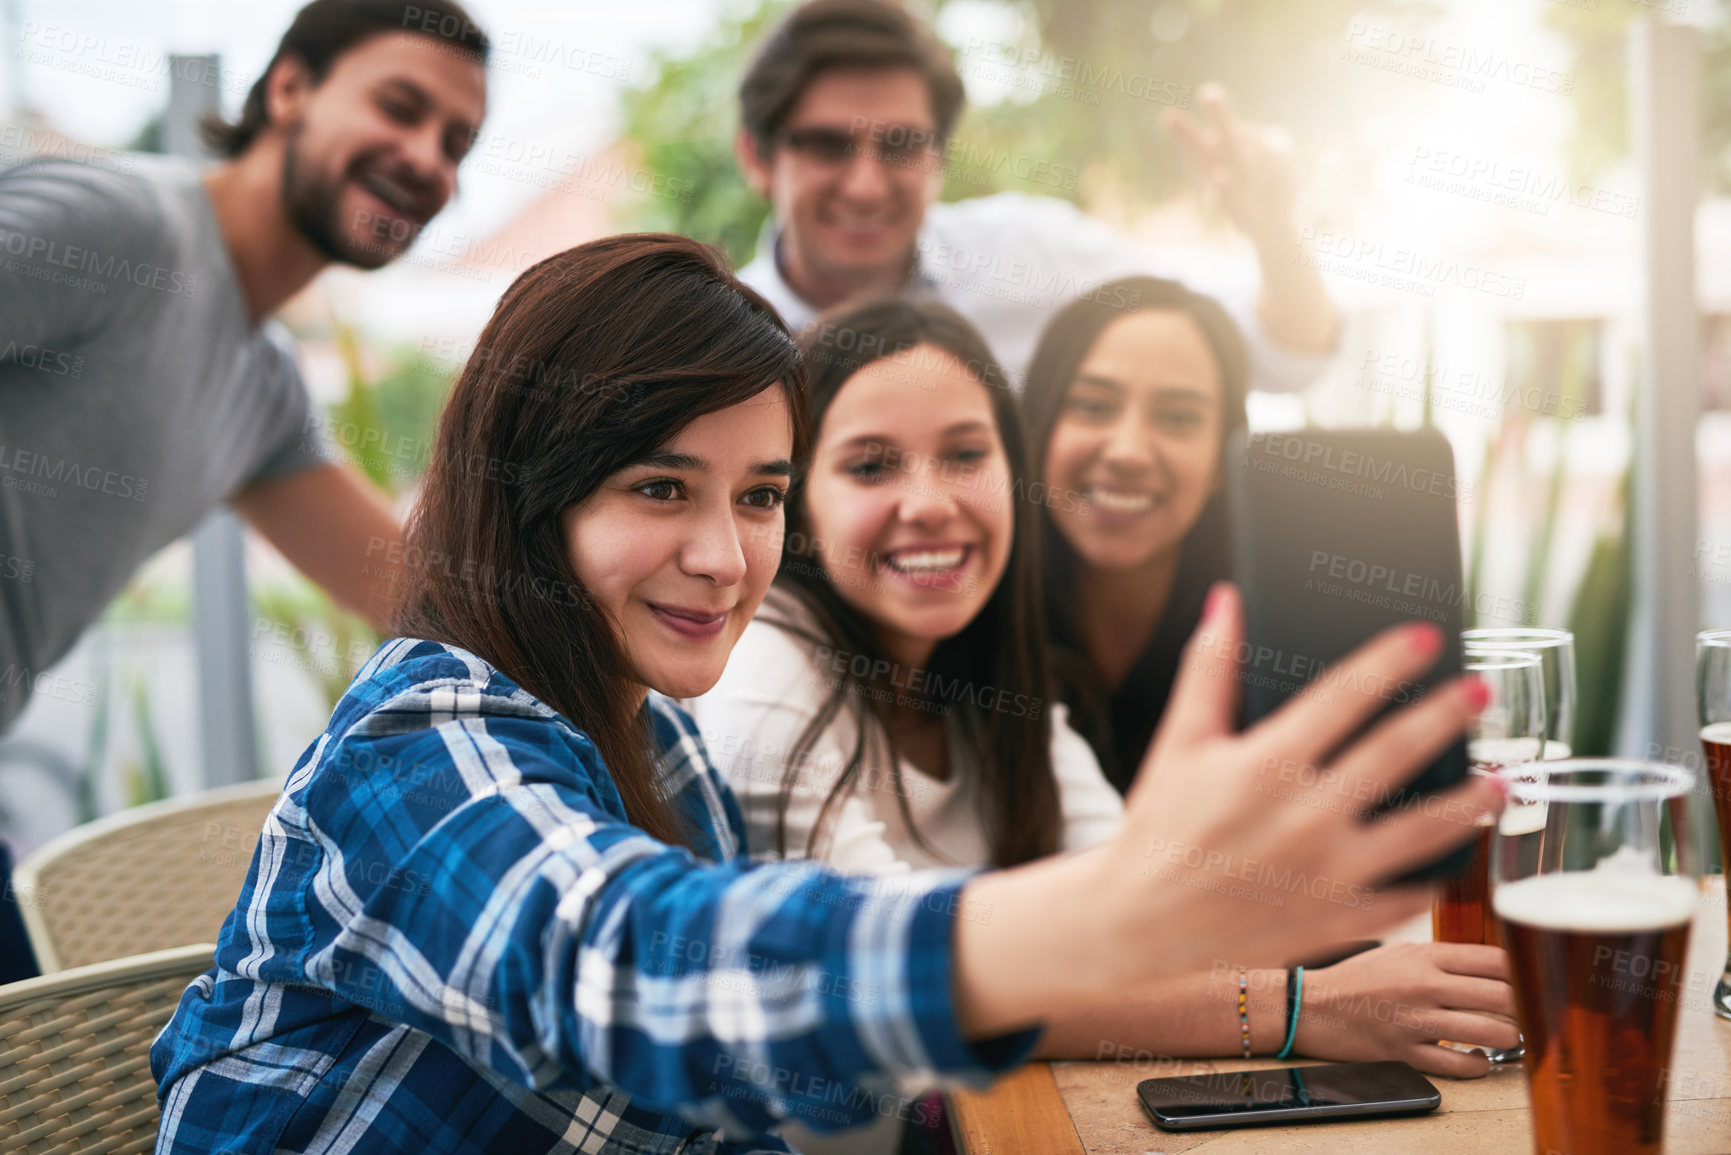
xmin=1461 ymin=627 xmax=1577 ymax=758
xmin=1434 ymin=649 xmax=1546 ymax=948
xmin=1432 ymin=647 xmax=1544 ymax=1062
xmin=1693 ymin=629 xmax=1731 ymax=1019
xmin=1491 ymin=761 xmax=1697 ymax=1155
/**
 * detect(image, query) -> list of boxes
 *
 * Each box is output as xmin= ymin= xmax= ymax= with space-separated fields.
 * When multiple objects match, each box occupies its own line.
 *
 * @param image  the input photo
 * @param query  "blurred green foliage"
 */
xmin=618 ymin=2 xmax=788 ymax=266
xmin=1545 ymin=0 xmax=1731 ymax=190
xmin=252 ymin=317 xmax=462 ymax=712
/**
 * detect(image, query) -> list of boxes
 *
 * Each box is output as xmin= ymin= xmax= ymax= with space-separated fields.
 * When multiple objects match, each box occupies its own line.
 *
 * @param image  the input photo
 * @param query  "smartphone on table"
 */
xmin=1224 ymin=428 xmax=1472 ymax=882
xmin=1137 ymin=1060 xmax=1441 ymax=1131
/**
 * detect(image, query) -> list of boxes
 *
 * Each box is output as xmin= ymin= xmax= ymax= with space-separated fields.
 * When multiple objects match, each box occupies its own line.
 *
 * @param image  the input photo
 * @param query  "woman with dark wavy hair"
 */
xmin=150 ymin=237 xmax=1505 ymax=1154
xmin=1022 ymin=275 xmax=1521 ymax=1079
xmin=1022 ymin=275 xmax=1249 ymax=792
xmin=693 ymin=298 xmax=1120 ymax=883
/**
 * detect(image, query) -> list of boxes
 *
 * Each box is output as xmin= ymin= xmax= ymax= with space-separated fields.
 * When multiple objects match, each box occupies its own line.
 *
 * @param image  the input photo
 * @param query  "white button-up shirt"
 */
xmin=737 ymin=190 xmax=1330 ymax=392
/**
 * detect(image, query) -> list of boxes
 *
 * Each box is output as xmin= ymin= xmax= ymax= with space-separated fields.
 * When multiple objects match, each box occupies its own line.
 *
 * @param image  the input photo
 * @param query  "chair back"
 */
xmin=13 ymin=779 xmax=283 ymax=972
xmin=0 ymin=943 xmax=215 ymax=1154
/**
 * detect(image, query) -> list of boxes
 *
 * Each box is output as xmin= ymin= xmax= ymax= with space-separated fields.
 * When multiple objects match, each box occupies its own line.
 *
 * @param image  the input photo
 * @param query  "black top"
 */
xmin=1049 ymin=494 xmax=1233 ymax=794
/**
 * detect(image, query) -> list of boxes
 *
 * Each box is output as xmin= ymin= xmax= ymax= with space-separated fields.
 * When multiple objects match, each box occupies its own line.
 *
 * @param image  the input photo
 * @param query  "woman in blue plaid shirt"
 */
xmin=151 ymin=233 xmax=1504 ymax=1154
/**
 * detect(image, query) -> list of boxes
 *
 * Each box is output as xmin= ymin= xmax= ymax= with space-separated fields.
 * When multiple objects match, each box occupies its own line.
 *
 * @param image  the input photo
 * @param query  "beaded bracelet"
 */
xmin=1238 ymin=968 xmax=1251 ymax=1058
xmin=1276 ymin=966 xmax=1304 ymax=1060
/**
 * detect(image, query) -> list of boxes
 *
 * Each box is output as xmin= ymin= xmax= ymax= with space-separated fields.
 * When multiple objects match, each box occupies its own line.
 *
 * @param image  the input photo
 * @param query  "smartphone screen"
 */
xmin=1224 ymin=428 xmax=1471 ymax=882
xmin=1137 ymin=1061 xmax=1440 ymax=1131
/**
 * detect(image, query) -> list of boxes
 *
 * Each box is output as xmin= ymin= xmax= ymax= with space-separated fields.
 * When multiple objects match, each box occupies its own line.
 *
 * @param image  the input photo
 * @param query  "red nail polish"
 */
xmin=1406 ymin=623 xmax=1443 ymax=657
xmin=1462 ymin=677 xmax=1491 ymax=710
xmin=1203 ymin=582 xmax=1228 ymax=623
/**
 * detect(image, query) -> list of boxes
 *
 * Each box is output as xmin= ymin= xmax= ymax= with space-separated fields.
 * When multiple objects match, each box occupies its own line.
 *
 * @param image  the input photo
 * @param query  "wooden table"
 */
xmin=951 ymin=877 xmax=1731 ymax=1154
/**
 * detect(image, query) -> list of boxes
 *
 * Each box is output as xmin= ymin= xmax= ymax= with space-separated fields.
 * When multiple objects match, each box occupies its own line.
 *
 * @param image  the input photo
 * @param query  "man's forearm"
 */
xmin=1254 ymin=225 xmax=1339 ymax=355
xmin=234 ymin=462 xmax=402 ymax=632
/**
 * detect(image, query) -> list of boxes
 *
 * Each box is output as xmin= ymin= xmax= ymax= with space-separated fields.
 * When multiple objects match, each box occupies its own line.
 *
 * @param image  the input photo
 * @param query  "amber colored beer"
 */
xmin=1433 ymin=822 xmax=1493 ymax=945
xmin=1433 ymin=742 xmax=1544 ymax=946
xmin=1494 ymin=873 xmax=1694 ymax=1155
xmin=1700 ymin=724 xmax=1731 ymax=915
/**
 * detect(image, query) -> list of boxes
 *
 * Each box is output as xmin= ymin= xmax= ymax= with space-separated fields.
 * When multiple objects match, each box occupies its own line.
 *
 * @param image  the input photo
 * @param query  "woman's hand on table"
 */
xmin=1295 ymin=942 xmax=1520 ymax=1078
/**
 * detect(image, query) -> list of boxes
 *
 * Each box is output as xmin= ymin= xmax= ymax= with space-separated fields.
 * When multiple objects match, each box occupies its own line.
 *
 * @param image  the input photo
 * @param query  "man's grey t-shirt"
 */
xmin=0 ymin=156 xmax=326 ymax=730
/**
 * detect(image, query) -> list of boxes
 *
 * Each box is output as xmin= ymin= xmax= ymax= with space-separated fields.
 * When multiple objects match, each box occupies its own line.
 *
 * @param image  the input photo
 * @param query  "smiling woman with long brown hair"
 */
xmin=148 ymin=235 xmax=1503 ymax=1155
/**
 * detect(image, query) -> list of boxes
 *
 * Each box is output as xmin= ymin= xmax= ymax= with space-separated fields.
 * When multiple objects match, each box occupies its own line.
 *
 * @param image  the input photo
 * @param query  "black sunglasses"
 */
xmin=777 ymin=125 xmax=942 ymax=169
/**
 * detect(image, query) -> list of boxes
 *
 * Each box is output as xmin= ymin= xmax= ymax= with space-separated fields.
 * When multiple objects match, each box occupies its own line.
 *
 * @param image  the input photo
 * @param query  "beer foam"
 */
xmin=1469 ymin=737 xmax=1545 ymax=768
xmin=1540 ymin=741 xmax=1572 ymax=761
xmin=1497 ymin=801 xmax=1547 ymax=838
xmin=1699 ymin=722 xmax=1731 ymax=745
xmin=1494 ymin=866 xmax=1696 ymax=933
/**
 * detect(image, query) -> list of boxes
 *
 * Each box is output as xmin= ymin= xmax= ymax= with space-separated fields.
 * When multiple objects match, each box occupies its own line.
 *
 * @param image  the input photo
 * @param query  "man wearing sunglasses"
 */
xmin=733 ymin=0 xmax=1338 ymax=390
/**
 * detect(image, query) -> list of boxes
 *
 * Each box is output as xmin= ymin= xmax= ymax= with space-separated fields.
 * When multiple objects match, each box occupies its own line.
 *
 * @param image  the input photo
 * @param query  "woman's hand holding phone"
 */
xmin=953 ymin=584 xmax=1504 ymax=1040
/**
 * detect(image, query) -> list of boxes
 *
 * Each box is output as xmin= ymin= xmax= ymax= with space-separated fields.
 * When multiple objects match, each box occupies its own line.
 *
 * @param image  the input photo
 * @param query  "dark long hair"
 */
xmin=203 ymin=0 xmax=490 ymax=158
xmin=1021 ymin=277 xmax=1249 ymax=780
xmin=767 ymin=299 xmax=1061 ymax=869
xmin=395 ymin=234 xmax=807 ymax=847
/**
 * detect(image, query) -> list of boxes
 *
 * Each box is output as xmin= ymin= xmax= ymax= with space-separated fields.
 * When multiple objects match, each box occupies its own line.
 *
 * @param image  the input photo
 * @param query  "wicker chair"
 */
xmin=12 ymin=779 xmax=283 ymax=972
xmin=0 ymin=943 xmax=214 ymax=1154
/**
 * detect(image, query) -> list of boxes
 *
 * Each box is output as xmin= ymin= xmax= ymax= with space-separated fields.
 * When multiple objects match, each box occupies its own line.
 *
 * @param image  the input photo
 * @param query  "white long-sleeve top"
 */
xmin=690 ymin=594 xmax=1124 ymax=873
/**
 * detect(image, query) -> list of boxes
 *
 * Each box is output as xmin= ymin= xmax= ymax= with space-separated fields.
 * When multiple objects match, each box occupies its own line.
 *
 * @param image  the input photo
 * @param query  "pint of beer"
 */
xmin=1700 ymin=722 xmax=1731 ymax=1020
xmin=1694 ymin=628 xmax=1731 ymax=1020
xmin=1490 ymin=761 xmax=1696 ymax=1155
xmin=1435 ymin=649 xmax=1545 ymax=950
xmin=1432 ymin=740 xmax=1545 ymax=947
xmin=1461 ymin=627 xmax=1577 ymax=759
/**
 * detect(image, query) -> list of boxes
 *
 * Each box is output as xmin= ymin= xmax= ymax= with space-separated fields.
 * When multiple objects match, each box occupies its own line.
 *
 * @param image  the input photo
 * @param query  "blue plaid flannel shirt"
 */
xmin=151 ymin=639 xmax=1033 ymax=1153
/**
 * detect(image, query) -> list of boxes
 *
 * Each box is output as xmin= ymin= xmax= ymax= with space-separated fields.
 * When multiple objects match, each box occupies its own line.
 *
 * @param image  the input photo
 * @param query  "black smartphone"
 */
xmin=1137 ymin=1060 xmax=1441 ymax=1131
xmin=1224 ymin=427 xmax=1471 ymax=882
